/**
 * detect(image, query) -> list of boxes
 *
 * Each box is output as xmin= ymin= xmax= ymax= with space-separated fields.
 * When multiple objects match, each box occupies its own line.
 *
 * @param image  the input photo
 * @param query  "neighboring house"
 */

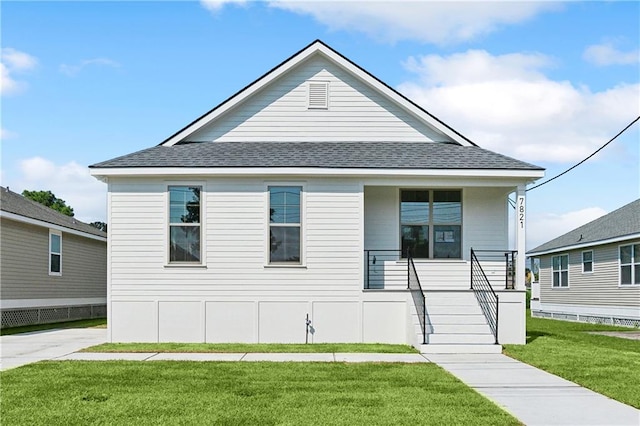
xmin=0 ymin=186 xmax=107 ymax=328
xmin=528 ymin=199 xmax=640 ymax=327
xmin=90 ymin=40 xmax=544 ymax=352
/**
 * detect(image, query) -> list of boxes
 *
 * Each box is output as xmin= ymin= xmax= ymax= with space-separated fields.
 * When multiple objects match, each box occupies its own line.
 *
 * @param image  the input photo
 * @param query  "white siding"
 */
xmin=109 ymin=177 xmax=367 ymax=342
xmin=188 ymin=57 xmax=446 ymax=143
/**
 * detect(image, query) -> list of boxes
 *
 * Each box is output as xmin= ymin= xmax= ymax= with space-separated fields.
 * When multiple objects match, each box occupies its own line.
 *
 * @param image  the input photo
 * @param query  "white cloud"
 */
xmin=397 ymin=49 xmax=640 ymax=162
xmin=584 ymin=42 xmax=639 ymax=66
xmin=200 ymin=0 xmax=248 ymax=13
xmin=0 ymin=127 xmax=18 ymax=141
xmin=527 ymin=207 xmax=608 ymax=250
xmin=7 ymin=157 xmax=107 ymax=223
xmin=1 ymin=48 xmax=37 ymax=96
xmin=59 ymin=58 xmax=121 ymax=77
xmin=268 ymin=1 xmax=561 ymax=45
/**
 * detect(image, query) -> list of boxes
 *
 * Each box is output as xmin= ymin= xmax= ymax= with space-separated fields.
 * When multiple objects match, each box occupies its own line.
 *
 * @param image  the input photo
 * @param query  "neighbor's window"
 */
xmin=401 ymin=190 xmax=461 ymax=259
xmin=620 ymin=244 xmax=640 ymax=285
xmin=49 ymin=230 xmax=62 ymax=275
xmin=269 ymin=186 xmax=301 ymax=263
xmin=552 ymin=254 xmax=568 ymax=287
xmin=582 ymin=250 xmax=593 ymax=273
xmin=169 ymin=186 xmax=201 ymax=263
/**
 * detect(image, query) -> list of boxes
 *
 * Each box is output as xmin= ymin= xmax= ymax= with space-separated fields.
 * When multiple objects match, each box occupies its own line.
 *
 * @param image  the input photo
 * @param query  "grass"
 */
xmin=0 ymin=361 xmax=519 ymax=425
xmin=83 ymin=342 xmax=418 ymax=353
xmin=0 ymin=318 xmax=106 ymax=336
xmin=504 ymin=311 xmax=640 ymax=408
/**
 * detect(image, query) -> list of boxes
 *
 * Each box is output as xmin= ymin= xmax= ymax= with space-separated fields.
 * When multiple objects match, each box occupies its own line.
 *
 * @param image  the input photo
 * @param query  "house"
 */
xmin=0 ymin=186 xmax=107 ymax=328
xmin=528 ymin=199 xmax=640 ymax=327
xmin=89 ymin=40 xmax=544 ymax=352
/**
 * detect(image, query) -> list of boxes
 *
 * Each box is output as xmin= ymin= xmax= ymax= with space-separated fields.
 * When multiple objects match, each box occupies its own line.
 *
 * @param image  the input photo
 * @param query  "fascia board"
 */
xmin=90 ymin=166 xmax=545 ymax=180
xmin=527 ymin=233 xmax=640 ymax=257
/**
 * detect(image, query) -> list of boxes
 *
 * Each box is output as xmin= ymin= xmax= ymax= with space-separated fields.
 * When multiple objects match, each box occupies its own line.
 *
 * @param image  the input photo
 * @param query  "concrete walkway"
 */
xmin=428 ymin=353 xmax=640 ymax=426
xmin=1 ymin=329 xmax=638 ymax=425
xmin=0 ymin=328 xmax=107 ymax=371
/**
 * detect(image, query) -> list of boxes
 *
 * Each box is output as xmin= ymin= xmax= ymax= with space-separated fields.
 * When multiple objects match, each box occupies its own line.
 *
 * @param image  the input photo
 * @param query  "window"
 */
xmin=401 ymin=190 xmax=461 ymax=259
xmin=620 ymin=244 xmax=640 ymax=285
xmin=269 ymin=186 xmax=301 ymax=263
xmin=582 ymin=250 xmax=593 ymax=273
xmin=49 ymin=230 xmax=62 ymax=275
xmin=552 ymin=254 xmax=568 ymax=287
xmin=168 ymin=186 xmax=201 ymax=263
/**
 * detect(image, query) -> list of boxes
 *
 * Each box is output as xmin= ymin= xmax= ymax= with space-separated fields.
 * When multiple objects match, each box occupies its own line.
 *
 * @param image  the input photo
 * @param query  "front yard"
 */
xmin=504 ymin=312 xmax=640 ymax=408
xmin=0 ymin=361 xmax=518 ymax=425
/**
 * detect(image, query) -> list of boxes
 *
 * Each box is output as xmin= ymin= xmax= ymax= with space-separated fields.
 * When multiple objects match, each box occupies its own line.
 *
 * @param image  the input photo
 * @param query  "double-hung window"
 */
xmin=582 ymin=250 xmax=593 ymax=273
xmin=400 ymin=189 xmax=462 ymax=259
xmin=168 ymin=186 xmax=201 ymax=263
xmin=269 ymin=186 xmax=301 ymax=264
xmin=49 ymin=230 xmax=62 ymax=275
xmin=552 ymin=254 xmax=568 ymax=287
xmin=620 ymin=244 xmax=640 ymax=285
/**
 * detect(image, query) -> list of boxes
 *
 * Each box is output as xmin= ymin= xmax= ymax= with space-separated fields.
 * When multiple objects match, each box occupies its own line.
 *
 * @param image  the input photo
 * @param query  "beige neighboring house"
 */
xmin=0 ymin=186 xmax=107 ymax=328
xmin=528 ymin=199 xmax=640 ymax=327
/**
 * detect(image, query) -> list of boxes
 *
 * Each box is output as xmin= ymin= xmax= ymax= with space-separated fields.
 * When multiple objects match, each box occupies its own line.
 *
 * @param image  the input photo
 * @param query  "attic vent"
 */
xmin=308 ymin=81 xmax=329 ymax=109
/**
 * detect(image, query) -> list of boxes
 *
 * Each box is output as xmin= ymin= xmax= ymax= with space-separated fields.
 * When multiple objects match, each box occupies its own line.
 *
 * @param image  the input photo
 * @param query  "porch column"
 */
xmin=515 ymin=185 xmax=526 ymax=290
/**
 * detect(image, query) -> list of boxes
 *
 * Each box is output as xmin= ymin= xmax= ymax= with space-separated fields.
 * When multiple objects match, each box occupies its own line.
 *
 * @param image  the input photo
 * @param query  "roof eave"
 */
xmin=527 ymin=232 xmax=640 ymax=257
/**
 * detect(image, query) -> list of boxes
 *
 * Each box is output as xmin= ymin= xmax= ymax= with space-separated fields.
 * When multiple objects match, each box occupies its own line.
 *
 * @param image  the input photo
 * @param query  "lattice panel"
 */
xmin=0 ymin=304 xmax=107 ymax=329
xmin=39 ymin=307 xmax=71 ymax=322
xmin=70 ymin=306 xmax=92 ymax=320
xmin=613 ymin=317 xmax=640 ymax=328
xmin=1 ymin=309 xmax=39 ymax=328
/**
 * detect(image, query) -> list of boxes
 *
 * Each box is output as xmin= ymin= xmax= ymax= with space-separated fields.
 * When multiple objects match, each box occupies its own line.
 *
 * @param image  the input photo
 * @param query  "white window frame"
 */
xmin=165 ymin=182 xmax=206 ymax=267
xmin=581 ymin=250 xmax=594 ymax=274
xmin=619 ymin=243 xmax=640 ymax=286
xmin=399 ymin=189 xmax=463 ymax=259
xmin=551 ymin=254 xmax=569 ymax=288
xmin=49 ymin=229 xmax=62 ymax=276
xmin=265 ymin=182 xmax=305 ymax=267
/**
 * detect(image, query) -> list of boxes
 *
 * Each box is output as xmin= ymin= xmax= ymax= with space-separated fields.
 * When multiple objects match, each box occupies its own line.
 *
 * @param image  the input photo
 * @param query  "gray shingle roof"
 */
xmin=0 ymin=187 xmax=107 ymax=238
xmin=528 ymin=199 xmax=640 ymax=255
xmin=90 ymin=142 xmax=543 ymax=170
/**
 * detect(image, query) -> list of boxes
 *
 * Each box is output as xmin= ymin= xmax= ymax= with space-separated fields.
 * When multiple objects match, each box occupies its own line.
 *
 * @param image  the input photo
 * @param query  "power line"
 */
xmin=526 ymin=115 xmax=640 ymax=192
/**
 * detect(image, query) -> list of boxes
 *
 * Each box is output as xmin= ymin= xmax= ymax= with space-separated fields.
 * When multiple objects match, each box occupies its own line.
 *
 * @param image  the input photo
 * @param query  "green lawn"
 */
xmin=0 ymin=361 xmax=519 ymax=425
xmin=83 ymin=342 xmax=418 ymax=353
xmin=0 ymin=318 xmax=106 ymax=336
xmin=504 ymin=312 xmax=640 ymax=408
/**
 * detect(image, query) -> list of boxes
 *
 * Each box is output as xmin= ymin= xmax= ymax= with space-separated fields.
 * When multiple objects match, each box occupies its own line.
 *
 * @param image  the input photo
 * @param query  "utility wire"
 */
xmin=526 ymin=115 xmax=640 ymax=192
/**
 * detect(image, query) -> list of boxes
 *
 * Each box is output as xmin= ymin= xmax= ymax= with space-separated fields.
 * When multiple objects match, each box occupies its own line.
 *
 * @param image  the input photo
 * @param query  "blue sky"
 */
xmin=1 ymin=1 xmax=638 ymax=249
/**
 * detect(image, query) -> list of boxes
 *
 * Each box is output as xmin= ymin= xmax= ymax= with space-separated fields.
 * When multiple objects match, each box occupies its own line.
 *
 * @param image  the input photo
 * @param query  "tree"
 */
xmin=22 ymin=190 xmax=74 ymax=217
xmin=90 ymin=221 xmax=108 ymax=233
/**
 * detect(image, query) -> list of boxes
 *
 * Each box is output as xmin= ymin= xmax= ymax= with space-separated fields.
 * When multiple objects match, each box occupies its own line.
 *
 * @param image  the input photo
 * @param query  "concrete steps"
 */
xmin=410 ymin=290 xmax=501 ymax=354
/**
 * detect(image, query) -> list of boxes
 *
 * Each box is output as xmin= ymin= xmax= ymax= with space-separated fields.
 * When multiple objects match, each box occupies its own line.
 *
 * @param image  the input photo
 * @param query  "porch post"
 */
xmin=515 ymin=185 xmax=527 ymax=291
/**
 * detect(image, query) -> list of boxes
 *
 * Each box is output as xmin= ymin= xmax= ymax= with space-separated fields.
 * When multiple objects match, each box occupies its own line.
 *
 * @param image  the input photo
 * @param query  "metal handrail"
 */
xmin=364 ymin=249 xmax=404 ymax=289
xmin=470 ymin=248 xmax=499 ymax=344
xmin=408 ymin=254 xmax=426 ymax=344
xmin=471 ymin=249 xmax=517 ymax=289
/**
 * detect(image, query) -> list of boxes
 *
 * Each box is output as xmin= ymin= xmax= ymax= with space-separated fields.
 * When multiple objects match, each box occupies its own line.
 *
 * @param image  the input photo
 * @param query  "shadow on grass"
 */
xmin=525 ymin=330 xmax=547 ymax=344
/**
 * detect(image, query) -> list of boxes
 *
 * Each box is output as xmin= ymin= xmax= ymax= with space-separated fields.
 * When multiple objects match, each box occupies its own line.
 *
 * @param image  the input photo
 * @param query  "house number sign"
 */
xmin=518 ymin=196 xmax=525 ymax=229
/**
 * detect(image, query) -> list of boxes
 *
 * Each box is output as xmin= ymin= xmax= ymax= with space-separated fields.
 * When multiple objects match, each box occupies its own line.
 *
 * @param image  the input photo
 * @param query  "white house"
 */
xmin=90 ymin=40 xmax=544 ymax=353
xmin=528 ymin=199 xmax=640 ymax=327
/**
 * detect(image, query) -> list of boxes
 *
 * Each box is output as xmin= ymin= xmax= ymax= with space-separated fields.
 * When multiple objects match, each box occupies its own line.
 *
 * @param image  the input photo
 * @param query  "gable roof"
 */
xmin=160 ymin=40 xmax=476 ymax=147
xmin=90 ymin=141 xmax=542 ymax=171
xmin=0 ymin=186 xmax=107 ymax=239
xmin=528 ymin=199 xmax=640 ymax=256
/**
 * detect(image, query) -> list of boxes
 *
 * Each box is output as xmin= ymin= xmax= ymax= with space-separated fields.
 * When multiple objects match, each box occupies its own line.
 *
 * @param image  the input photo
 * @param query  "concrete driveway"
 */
xmin=0 ymin=327 xmax=107 ymax=371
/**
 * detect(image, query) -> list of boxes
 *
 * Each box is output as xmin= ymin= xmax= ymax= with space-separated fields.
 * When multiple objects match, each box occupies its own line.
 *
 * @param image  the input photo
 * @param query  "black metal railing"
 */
xmin=364 ymin=250 xmax=405 ymax=289
xmin=408 ymin=253 xmax=426 ymax=344
xmin=470 ymin=248 xmax=499 ymax=344
xmin=471 ymin=250 xmax=517 ymax=289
